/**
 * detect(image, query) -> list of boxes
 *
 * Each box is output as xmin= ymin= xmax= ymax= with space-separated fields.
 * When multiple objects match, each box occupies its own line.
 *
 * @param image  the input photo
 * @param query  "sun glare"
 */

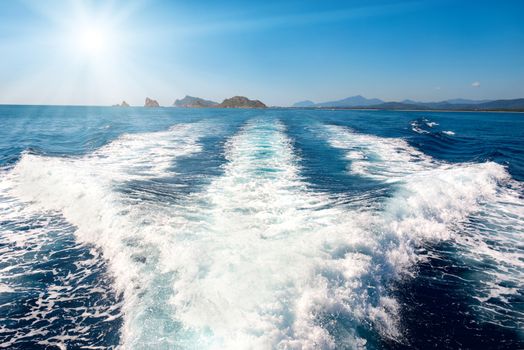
xmin=80 ymin=28 xmax=106 ymax=55
xmin=74 ymin=24 xmax=111 ymax=58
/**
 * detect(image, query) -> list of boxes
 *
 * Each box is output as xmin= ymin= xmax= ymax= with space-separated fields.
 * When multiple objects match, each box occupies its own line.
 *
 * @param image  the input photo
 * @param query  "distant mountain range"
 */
xmin=317 ymin=95 xmax=384 ymax=107
xmin=293 ymin=100 xmax=316 ymax=108
xmin=292 ymin=96 xmax=524 ymax=111
xmin=294 ymin=95 xmax=384 ymax=108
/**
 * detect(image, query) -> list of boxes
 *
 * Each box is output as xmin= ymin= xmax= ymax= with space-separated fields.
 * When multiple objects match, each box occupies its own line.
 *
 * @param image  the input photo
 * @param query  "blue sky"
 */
xmin=0 ymin=0 xmax=523 ymax=106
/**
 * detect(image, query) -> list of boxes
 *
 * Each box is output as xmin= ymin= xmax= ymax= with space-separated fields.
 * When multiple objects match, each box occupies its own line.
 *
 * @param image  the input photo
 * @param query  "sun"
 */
xmin=80 ymin=28 xmax=106 ymax=56
xmin=73 ymin=24 xmax=112 ymax=58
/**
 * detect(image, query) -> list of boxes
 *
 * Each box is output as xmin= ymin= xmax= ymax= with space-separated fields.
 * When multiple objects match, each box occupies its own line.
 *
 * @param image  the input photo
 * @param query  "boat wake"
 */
xmin=0 ymin=118 xmax=522 ymax=349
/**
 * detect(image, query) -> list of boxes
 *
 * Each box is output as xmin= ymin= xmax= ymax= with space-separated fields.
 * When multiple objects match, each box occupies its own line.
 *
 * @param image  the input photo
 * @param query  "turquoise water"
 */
xmin=0 ymin=106 xmax=523 ymax=349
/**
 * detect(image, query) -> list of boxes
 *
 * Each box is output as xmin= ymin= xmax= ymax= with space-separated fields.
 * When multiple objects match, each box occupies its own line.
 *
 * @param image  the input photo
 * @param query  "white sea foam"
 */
xmin=1 ymin=119 xmax=522 ymax=349
xmin=158 ymin=120 xmax=401 ymax=348
xmin=323 ymin=124 xmax=524 ymax=326
xmin=324 ymin=125 xmax=435 ymax=181
xmin=0 ymin=121 xmax=215 ymax=348
xmin=0 ymin=191 xmax=123 ymax=349
xmin=3 ymin=119 xmax=402 ymax=348
xmin=410 ymin=121 xmax=430 ymax=135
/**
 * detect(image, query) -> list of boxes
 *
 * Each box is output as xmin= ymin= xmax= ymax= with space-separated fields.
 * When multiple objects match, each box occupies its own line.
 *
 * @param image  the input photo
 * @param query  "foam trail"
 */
xmin=3 ymin=118 xmax=401 ymax=348
xmin=2 ymin=119 xmax=522 ymax=349
xmin=324 ymin=125 xmax=435 ymax=181
xmin=160 ymin=120 xmax=524 ymax=347
xmin=0 ymin=121 xmax=216 ymax=348
xmin=0 ymin=204 xmax=123 ymax=349
xmin=322 ymin=124 xmax=524 ymax=332
xmin=160 ymin=119 xmax=396 ymax=348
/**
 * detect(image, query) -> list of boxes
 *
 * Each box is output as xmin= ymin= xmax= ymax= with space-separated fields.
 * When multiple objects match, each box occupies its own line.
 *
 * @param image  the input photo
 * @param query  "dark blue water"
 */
xmin=0 ymin=106 xmax=522 ymax=349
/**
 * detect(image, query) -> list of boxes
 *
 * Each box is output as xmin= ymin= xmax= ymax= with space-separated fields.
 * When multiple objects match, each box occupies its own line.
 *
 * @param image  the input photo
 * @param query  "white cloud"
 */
xmin=471 ymin=81 xmax=481 ymax=87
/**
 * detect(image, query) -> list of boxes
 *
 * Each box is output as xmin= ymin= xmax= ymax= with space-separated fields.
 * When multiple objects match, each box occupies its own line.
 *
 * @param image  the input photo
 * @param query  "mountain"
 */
xmin=218 ymin=96 xmax=267 ymax=109
xmin=292 ymin=100 xmax=315 ymax=107
xmin=315 ymin=95 xmax=384 ymax=107
xmin=445 ymin=98 xmax=493 ymax=105
xmin=473 ymin=98 xmax=524 ymax=110
xmin=144 ymin=97 xmax=160 ymax=107
xmin=405 ymin=98 xmax=524 ymax=111
xmin=174 ymin=95 xmax=218 ymax=108
xmin=401 ymin=99 xmax=420 ymax=105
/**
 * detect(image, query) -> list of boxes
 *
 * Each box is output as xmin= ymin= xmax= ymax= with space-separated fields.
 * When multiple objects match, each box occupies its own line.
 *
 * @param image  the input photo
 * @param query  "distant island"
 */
xmin=144 ymin=97 xmax=160 ymax=108
xmin=174 ymin=96 xmax=219 ymax=108
xmin=110 ymin=95 xmax=267 ymax=109
xmin=112 ymin=101 xmax=129 ymax=107
xmin=292 ymin=95 xmax=524 ymax=112
xmin=173 ymin=95 xmax=267 ymax=109
xmin=218 ymin=96 xmax=266 ymax=108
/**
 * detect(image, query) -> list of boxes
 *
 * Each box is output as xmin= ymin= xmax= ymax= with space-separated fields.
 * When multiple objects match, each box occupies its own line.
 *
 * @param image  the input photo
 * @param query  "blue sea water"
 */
xmin=0 ymin=105 xmax=522 ymax=349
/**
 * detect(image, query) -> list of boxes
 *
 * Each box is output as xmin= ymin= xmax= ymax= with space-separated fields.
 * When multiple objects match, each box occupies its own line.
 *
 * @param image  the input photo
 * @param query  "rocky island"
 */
xmin=144 ymin=97 xmax=160 ymax=107
xmin=113 ymin=101 xmax=130 ymax=107
xmin=218 ymin=96 xmax=267 ymax=109
xmin=174 ymin=95 xmax=218 ymax=108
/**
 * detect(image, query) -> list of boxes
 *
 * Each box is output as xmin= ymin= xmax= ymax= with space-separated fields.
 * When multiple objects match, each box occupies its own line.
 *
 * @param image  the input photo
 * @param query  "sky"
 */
xmin=0 ymin=0 xmax=523 ymax=106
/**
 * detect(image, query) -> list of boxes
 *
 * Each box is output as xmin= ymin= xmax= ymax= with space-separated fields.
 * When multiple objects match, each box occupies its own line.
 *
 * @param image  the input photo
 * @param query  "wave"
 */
xmin=324 ymin=125 xmax=435 ymax=181
xmin=410 ymin=118 xmax=456 ymax=139
xmin=0 ymin=121 xmax=216 ymax=348
xmin=410 ymin=120 xmax=430 ymax=134
xmin=0 ymin=187 xmax=123 ymax=349
xmin=322 ymin=124 xmax=524 ymax=336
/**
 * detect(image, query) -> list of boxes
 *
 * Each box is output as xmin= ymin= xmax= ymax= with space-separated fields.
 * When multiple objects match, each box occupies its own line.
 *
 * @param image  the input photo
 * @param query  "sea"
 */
xmin=0 ymin=105 xmax=522 ymax=349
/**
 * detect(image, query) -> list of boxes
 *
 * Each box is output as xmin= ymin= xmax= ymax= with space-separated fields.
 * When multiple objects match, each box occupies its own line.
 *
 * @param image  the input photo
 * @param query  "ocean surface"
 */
xmin=0 ymin=105 xmax=522 ymax=349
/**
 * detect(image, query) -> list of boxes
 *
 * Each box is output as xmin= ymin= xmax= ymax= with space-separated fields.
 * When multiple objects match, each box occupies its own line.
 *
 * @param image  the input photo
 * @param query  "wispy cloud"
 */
xmin=471 ymin=81 xmax=481 ymax=88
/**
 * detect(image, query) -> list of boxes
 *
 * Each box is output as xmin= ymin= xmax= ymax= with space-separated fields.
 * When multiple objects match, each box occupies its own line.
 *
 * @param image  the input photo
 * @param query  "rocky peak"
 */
xmin=144 ymin=97 xmax=160 ymax=107
xmin=112 ymin=100 xmax=130 ymax=107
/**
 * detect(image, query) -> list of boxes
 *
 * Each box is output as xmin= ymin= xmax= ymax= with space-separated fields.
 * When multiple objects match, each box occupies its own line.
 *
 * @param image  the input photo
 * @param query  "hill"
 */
xmin=174 ymin=95 xmax=218 ymax=108
xmin=218 ymin=96 xmax=267 ymax=109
